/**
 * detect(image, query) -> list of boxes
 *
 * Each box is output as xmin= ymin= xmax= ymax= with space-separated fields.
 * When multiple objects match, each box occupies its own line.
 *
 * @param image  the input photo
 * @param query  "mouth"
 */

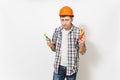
xmin=63 ymin=25 xmax=67 ymax=27
xmin=63 ymin=26 xmax=67 ymax=29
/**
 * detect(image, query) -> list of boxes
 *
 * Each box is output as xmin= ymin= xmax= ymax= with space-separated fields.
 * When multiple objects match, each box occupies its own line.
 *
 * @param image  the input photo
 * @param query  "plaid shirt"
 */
xmin=52 ymin=25 xmax=80 ymax=76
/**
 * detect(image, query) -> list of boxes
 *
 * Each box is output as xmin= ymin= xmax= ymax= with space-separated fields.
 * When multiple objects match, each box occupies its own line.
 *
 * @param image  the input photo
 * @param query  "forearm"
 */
xmin=80 ymin=43 xmax=86 ymax=54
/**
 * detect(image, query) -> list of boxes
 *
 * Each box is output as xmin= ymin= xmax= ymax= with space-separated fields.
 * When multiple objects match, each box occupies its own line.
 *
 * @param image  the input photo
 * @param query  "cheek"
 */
xmin=61 ymin=22 xmax=65 ymax=26
xmin=60 ymin=21 xmax=62 ymax=24
xmin=67 ymin=21 xmax=72 ymax=25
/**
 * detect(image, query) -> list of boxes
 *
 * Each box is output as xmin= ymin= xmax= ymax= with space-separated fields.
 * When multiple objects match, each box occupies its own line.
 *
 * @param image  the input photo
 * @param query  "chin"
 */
xmin=63 ymin=26 xmax=67 ymax=29
xmin=63 ymin=28 xmax=67 ymax=30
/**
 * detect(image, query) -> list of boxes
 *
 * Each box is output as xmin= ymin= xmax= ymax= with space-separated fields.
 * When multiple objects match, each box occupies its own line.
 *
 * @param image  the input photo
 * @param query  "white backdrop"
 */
xmin=0 ymin=0 xmax=120 ymax=80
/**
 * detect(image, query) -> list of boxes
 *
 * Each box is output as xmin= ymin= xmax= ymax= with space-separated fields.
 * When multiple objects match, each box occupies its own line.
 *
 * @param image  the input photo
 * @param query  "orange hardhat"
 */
xmin=59 ymin=6 xmax=74 ymax=17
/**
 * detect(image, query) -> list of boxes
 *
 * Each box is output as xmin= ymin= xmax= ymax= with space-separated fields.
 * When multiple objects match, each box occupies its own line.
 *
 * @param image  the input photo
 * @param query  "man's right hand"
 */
xmin=46 ymin=40 xmax=53 ymax=47
xmin=46 ymin=40 xmax=56 ymax=52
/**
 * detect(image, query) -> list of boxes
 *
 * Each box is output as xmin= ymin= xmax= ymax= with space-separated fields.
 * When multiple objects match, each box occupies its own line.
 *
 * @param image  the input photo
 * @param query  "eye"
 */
xmin=61 ymin=19 xmax=64 ymax=21
xmin=65 ymin=19 xmax=69 ymax=21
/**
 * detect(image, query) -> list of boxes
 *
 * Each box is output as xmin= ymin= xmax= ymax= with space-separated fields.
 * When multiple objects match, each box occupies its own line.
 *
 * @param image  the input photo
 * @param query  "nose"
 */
xmin=62 ymin=21 xmax=66 ymax=26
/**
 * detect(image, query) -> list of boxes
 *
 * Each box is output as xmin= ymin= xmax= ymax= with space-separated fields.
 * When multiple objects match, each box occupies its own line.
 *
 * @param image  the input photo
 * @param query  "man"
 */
xmin=46 ymin=6 xmax=86 ymax=80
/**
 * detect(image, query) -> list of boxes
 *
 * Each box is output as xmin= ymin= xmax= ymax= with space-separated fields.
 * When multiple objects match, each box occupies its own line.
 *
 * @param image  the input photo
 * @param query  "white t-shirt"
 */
xmin=60 ymin=29 xmax=71 ymax=66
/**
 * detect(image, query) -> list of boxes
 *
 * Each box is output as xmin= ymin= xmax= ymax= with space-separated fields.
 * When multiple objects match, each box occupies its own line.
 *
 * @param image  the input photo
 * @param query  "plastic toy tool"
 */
xmin=80 ymin=26 xmax=85 ymax=40
xmin=42 ymin=32 xmax=50 ymax=41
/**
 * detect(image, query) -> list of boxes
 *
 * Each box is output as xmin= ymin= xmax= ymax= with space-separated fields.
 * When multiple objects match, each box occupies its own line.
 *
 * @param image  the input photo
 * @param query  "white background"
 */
xmin=0 ymin=0 xmax=120 ymax=80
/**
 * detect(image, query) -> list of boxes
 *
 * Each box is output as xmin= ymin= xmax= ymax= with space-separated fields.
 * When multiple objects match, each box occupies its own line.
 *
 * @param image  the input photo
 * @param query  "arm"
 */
xmin=46 ymin=28 xmax=57 ymax=52
xmin=80 ymin=43 xmax=86 ymax=55
xmin=79 ymin=35 xmax=87 ymax=55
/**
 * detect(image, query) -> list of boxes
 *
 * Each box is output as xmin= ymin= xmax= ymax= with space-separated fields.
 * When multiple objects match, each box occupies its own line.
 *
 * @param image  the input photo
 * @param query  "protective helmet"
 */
xmin=59 ymin=6 xmax=74 ymax=17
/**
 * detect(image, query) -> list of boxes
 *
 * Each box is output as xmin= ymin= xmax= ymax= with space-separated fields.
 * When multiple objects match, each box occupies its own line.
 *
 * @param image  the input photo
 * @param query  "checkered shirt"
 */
xmin=52 ymin=25 xmax=80 ymax=76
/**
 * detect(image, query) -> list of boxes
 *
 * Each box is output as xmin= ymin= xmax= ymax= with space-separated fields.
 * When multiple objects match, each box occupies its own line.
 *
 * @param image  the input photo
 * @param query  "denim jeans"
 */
xmin=53 ymin=65 xmax=77 ymax=80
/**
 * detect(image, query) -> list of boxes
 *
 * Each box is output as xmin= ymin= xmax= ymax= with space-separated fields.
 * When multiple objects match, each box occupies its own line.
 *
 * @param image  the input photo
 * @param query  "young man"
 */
xmin=46 ymin=6 xmax=86 ymax=80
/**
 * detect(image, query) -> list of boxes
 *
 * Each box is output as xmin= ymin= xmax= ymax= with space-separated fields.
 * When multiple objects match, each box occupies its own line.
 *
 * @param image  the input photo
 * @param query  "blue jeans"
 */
xmin=53 ymin=65 xmax=77 ymax=80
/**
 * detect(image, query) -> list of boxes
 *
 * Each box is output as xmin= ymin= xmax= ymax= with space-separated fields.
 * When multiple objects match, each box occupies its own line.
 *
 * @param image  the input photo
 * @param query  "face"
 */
xmin=60 ymin=16 xmax=73 ymax=30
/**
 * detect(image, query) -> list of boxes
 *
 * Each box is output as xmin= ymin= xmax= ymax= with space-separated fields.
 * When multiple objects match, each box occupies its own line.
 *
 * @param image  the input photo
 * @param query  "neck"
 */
xmin=65 ymin=27 xmax=71 ymax=30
